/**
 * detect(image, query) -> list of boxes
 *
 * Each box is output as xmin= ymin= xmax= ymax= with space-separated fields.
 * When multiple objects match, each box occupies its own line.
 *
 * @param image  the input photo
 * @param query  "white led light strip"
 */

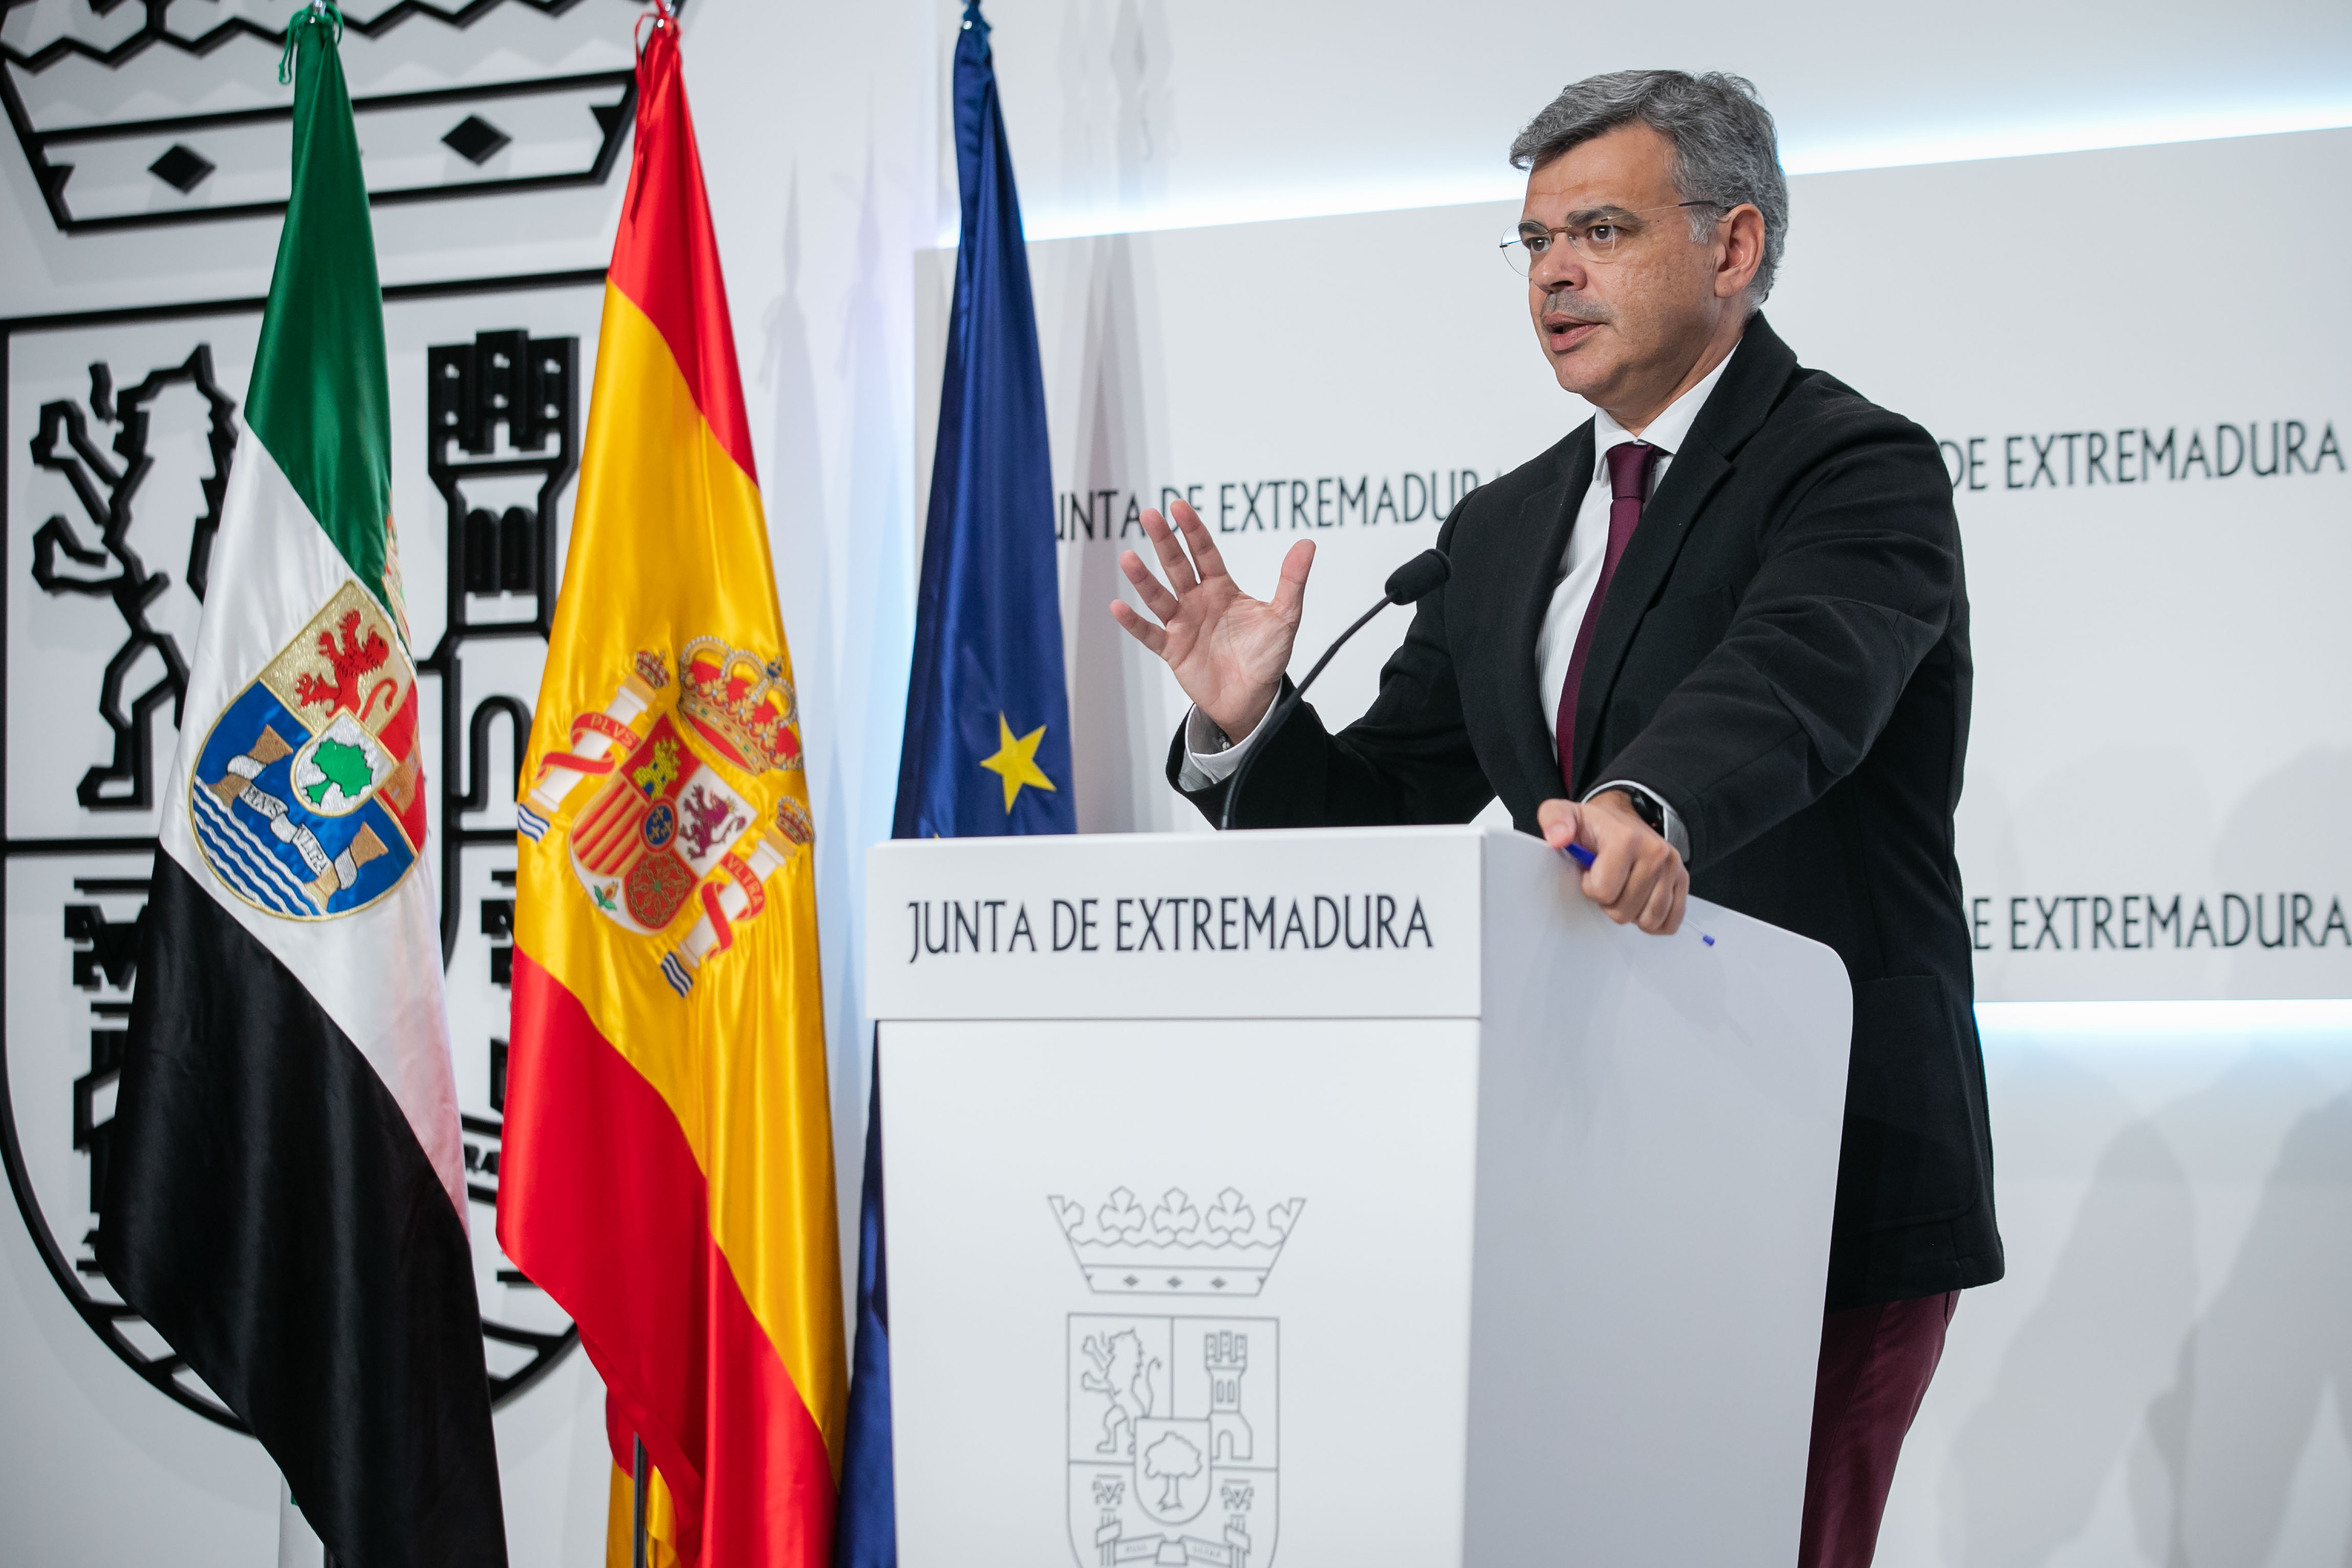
xmin=1977 ymin=999 xmax=2352 ymax=1040
xmin=967 ymin=106 xmax=2352 ymax=247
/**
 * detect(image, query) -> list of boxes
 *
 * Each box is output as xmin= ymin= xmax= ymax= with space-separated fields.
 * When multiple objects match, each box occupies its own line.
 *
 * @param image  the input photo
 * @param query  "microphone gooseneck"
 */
xmin=1218 ymin=550 xmax=1451 ymax=832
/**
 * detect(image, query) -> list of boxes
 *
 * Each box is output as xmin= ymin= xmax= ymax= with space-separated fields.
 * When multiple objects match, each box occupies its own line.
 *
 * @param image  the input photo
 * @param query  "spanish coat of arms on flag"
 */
xmin=523 ymin=635 xmax=813 ymax=994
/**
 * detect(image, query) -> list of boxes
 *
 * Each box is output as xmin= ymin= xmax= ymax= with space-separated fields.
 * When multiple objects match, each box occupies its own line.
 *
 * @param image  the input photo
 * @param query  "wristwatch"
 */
xmin=1584 ymin=779 xmax=1689 ymax=858
xmin=1600 ymin=785 xmax=1667 ymax=837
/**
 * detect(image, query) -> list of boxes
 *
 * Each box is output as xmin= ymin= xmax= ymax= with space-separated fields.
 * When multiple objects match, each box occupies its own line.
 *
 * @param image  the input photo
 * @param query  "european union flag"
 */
xmin=834 ymin=1069 xmax=895 ymax=1568
xmin=839 ymin=9 xmax=1066 ymax=1566
xmin=891 ymin=0 xmax=1075 ymax=841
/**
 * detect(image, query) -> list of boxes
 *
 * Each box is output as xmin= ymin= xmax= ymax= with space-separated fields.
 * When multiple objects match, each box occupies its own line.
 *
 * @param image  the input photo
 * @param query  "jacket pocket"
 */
xmin=1835 ymin=974 xmax=1981 ymax=1232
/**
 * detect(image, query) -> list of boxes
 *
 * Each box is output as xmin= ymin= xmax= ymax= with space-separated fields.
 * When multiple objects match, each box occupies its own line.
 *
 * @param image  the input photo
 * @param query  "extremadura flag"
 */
xmin=100 ymin=7 xmax=507 ymax=1567
xmin=497 ymin=11 xmax=846 ymax=1568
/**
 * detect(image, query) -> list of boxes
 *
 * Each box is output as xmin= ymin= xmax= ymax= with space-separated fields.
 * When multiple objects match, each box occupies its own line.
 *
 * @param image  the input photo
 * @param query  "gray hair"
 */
xmin=1509 ymin=71 xmax=1788 ymax=306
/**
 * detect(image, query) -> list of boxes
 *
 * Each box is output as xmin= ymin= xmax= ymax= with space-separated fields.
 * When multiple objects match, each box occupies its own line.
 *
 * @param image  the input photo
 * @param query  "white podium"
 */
xmin=865 ymin=825 xmax=1851 ymax=1567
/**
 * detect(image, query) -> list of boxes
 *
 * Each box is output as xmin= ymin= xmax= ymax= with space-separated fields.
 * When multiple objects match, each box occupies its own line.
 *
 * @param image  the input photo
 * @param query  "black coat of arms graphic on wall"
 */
xmin=2 ymin=277 xmax=601 ymax=1430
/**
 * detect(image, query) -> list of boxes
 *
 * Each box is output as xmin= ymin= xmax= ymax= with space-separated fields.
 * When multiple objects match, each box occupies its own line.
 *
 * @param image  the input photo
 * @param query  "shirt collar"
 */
xmin=1590 ymin=342 xmax=1738 ymax=463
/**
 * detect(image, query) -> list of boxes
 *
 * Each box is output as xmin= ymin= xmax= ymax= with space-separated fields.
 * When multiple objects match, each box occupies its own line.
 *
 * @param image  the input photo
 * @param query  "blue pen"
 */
xmin=1560 ymin=841 xmax=1716 ymax=946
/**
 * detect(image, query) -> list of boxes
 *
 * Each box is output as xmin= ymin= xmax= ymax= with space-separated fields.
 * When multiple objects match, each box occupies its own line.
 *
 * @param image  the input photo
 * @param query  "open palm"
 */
xmin=1109 ymin=499 xmax=1314 ymax=742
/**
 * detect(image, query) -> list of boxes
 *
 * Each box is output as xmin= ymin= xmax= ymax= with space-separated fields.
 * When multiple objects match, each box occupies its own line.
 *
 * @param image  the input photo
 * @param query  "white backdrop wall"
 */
xmin=2 ymin=1 xmax=2350 ymax=1564
xmin=1888 ymin=1009 xmax=2352 ymax=1566
xmin=938 ymin=129 xmax=2352 ymax=1003
xmin=949 ymin=0 xmax=2352 ymax=239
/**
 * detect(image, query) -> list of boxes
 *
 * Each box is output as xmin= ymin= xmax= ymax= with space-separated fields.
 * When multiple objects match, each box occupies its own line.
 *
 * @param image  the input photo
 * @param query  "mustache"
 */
xmin=1540 ymin=287 xmax=1613 ymax=324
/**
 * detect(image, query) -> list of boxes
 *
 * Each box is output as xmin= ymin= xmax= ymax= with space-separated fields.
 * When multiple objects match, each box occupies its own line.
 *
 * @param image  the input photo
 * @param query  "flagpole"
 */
xmin=632 ymin=1439 xmax=649 ymax=1568
xmin=277 ymin=1479 xmax=327 ymax=1568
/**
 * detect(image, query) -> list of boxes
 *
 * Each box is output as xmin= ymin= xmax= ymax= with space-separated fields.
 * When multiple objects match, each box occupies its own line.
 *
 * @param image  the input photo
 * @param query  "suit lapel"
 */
xmin=1568 ymin=315 xmax=1800 ymax=791
xmin=1490 ymin=425 xmax=1592 ymax=813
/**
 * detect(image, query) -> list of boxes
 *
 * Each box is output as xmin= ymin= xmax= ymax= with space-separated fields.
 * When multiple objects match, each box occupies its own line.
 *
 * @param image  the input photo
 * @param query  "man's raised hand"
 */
xmin=1109 ymin=498 xmax=1314 ymax=743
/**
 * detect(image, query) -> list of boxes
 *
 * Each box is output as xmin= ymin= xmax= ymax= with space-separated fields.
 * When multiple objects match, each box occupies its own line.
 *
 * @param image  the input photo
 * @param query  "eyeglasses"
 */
xmin=1499 ymin=201 xmax=1725 ymax=276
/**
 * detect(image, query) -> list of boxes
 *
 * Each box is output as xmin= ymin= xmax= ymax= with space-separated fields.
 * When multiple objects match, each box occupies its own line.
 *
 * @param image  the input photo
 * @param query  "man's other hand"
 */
xmin=1539 ymin=791 xmax=1688 ymax=935
xmin=1109 ymin=499 xmax=1314 ymax=744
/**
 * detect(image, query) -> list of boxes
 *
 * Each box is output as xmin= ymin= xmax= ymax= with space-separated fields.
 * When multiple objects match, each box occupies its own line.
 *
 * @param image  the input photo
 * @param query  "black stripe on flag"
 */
xmin=101 ymin=854 xmax=506 ymax=1568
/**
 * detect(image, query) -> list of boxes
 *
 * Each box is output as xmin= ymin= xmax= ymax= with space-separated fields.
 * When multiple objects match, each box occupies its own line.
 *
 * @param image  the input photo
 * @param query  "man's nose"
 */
xmin=1529 ymin=238 xmax=1586 ymax=295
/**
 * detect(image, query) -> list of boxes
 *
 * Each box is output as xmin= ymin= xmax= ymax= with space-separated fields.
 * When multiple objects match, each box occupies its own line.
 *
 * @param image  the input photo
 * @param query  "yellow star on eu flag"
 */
xmin=978 ymin=712 xmax=1057 ymax=813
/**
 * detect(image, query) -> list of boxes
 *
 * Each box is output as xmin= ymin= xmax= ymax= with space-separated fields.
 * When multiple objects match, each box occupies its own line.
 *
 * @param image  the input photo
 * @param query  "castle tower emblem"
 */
xmin=1205 ymin=1329 xmax=1253 ymax=1464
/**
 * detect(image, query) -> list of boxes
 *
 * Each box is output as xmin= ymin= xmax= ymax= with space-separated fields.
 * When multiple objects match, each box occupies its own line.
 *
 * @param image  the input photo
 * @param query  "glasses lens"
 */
xmin=1500 ymin=226 xmax=1535 ymax=277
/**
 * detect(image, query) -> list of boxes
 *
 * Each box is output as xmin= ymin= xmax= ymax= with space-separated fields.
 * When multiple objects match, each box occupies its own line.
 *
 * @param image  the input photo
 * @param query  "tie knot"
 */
xmin=1605 ymin=440 xmax=1660 ymax=503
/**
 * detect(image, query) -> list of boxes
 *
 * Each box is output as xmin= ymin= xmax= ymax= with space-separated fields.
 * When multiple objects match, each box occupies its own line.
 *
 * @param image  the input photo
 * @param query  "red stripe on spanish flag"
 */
xmin=604 ymin=15 xmax=756 ymax=483
xmin=501 ymin=958 xmax=834 ymax=1565
xmin=497 ymin=13 xmax=844 ymax=1567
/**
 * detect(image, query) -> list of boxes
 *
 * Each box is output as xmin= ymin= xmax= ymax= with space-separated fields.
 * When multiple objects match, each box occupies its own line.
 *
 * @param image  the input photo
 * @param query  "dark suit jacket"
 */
xmin=1169 ymin=314 xmax=2001 ymax=1310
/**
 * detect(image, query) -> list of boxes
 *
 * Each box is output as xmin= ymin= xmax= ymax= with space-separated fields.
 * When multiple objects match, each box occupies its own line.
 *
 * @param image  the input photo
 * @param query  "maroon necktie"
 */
xmin=1555 ymin=439 xmax=1661 ymax=794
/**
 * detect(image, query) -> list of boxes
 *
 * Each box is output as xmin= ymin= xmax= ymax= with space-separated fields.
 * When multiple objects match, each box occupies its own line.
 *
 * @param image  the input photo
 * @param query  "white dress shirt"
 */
xmin=1180 ymin=348 xmax=1737 ymax=859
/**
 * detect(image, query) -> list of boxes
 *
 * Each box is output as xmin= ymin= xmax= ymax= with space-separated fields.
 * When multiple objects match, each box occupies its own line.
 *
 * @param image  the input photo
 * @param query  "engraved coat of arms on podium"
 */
xmin=1054 ymin=1187 xmax=1301 ymax=1567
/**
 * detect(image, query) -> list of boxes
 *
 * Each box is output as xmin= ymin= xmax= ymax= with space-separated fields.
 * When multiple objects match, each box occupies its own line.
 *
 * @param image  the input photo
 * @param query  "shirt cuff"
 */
xmin=1583 ymin=779 xmax=1691 ymax=861
xmin=1175 ymin=704 xmax=1271 ymax=791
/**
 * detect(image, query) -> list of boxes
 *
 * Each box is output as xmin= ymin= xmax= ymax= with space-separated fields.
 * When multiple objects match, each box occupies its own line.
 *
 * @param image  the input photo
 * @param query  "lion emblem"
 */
xmin=1079 ymin=1328 xmax=1160 ymax=1457
xmin=676 ymin=780 xmax=747 ymax=861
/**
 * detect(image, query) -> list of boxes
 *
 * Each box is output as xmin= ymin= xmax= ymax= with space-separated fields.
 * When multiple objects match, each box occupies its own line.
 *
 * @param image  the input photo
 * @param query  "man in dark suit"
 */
xmin=1107 ymin=70 xmax=2000 ymax=1568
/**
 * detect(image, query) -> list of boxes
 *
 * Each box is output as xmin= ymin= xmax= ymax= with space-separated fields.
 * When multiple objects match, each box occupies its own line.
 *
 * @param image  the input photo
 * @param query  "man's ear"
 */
xmin=1714 ymin=204 xmax=1766 ymax=301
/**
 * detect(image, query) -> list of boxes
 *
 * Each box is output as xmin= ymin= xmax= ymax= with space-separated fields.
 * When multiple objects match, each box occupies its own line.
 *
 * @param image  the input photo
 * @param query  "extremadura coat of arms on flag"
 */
xmin=188 ymin=579 xmax=425 ymax=920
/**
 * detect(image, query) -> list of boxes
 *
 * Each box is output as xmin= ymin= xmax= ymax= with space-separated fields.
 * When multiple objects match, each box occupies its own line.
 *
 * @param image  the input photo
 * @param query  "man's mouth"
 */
xmin=1544 ymin=317 xmax=1602 ymax=350
xmin=1540 ymin=290 xmax=1609 ymax=351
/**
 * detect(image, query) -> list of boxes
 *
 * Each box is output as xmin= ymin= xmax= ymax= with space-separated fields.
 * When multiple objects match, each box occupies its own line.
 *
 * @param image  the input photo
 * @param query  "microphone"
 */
xmin=1381 ymin=548 xmax=1452 ymax=606
xmin=1218 ymin=549 xmax=1452 ymax=831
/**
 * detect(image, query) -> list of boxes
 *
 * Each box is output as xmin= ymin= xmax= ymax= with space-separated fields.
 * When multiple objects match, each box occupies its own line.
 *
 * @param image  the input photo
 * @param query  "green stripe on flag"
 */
xmin=247 ymin=5 xmax=393 ymax=618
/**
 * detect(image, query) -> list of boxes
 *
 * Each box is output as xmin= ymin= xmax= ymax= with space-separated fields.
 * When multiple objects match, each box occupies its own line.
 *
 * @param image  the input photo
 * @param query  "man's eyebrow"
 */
xmin=1521 ymin=203 xmax=1645 ymax=227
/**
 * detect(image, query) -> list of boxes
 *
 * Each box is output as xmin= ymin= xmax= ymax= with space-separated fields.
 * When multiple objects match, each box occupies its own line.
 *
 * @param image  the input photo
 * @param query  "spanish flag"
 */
xmin=496 ymin=12 xmax=844 ymax=1566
